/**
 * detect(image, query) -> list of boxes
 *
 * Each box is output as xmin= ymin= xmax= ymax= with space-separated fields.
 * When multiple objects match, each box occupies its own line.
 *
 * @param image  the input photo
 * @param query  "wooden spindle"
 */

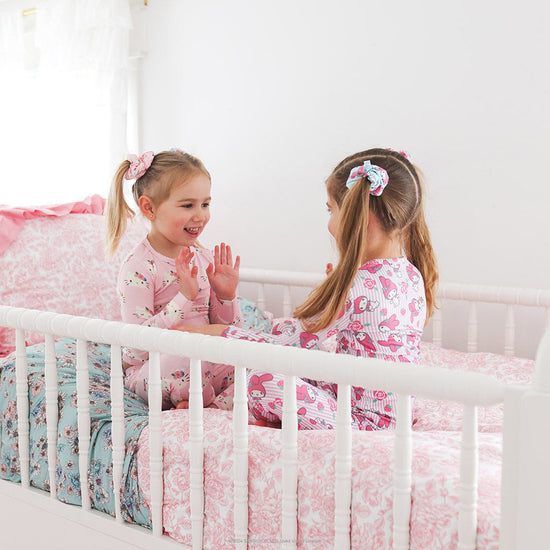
xmin=282 ymin=286 xmax=293 ymax=318
xmin=334 ymin=384 xmax=352 ymax=549
xmin=233 ymin=365 xmax=249 ymax=550
xmin=15 ymin=329 xmax=30 ymax=488
xmin=393 ymin=394 xmax=412 ymax=549
xmin=504 ymin=305 xmax=515 ymax=357
xmin=257 ymin=284 xmax=266 ymax=312
xmin=431 ymin=307 xmax=443 ymax=347
xmin=457 ymin=405 xmax=478 ymax=550
xmin=467 ymin=303 xmax=478 ymax=353
xmin=148 ymin=351 xmax=164 ymax=537
xmin=189 ymin=358 xmax=204 ymax=550
xmin=281 ymin=374 xmax=298 ymax=550
xmin=44 ymin=333 xmax=58 ymax=499
xmin=110 ymin=344 xmax=125 ymax=523
xmin=76 ymin=338 xmax=91 ymax=511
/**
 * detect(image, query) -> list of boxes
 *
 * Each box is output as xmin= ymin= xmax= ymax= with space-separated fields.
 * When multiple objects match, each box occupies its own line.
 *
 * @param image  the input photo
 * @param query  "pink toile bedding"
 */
xmin=136 ymin=343 xmax=533 ymax=549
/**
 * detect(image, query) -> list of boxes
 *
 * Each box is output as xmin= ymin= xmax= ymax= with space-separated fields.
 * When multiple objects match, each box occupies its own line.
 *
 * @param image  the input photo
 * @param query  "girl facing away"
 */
xmin=179 ymin=147 xmax=438 ymax=430
xmin=105 ymin=149 xmax=243 ymax=410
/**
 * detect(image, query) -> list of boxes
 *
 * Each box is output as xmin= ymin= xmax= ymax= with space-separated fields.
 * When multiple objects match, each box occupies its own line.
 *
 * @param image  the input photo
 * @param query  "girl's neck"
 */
xmin=363 ymin=239 xmax=402 ymax=263
xmin=146 ymin=233 xmax=187 ymax=259
xmin=362 ymin=217 xmax=402 ymax=262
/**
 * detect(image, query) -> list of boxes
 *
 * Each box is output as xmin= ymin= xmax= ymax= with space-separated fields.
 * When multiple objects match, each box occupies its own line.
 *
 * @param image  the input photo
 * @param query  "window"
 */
xmin=0 ymin=0 xmax=132 ymax=207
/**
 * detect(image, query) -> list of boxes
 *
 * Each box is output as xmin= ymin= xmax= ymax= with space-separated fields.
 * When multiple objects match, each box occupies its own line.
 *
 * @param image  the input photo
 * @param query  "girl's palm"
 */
xmin=207 ymin=243 xmax=240 ymax=301
xmin=175 ymin=247 xmax=199 ymax=301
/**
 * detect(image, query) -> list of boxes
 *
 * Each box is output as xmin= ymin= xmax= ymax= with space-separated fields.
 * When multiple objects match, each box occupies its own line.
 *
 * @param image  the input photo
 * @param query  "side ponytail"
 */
xmin=105 ymin=160 xmax=134 ymax=257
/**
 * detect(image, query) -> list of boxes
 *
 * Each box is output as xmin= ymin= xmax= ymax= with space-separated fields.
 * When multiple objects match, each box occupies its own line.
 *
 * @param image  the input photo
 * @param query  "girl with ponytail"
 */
xmin=106 ymin=149 xmax=243 ymax=410
xmin=180 ymin=148 xmax=438 ymax=430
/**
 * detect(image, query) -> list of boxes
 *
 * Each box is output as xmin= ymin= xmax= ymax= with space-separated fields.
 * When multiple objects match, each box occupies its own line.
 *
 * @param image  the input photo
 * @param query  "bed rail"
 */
xmin=0 ymin=304 xmax=534 ymax=550
xmin=240 ymin=267 xmax=550 ymax=357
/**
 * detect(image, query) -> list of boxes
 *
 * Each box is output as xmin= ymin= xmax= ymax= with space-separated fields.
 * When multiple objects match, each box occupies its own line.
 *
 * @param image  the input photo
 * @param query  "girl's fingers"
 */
xmin=219 ymin=242 xmax=227 ymax=265
xmin=225 ymin=244 xmax=232 ymax=266
xmin=234 ymin=255 xmax=240 ymax=271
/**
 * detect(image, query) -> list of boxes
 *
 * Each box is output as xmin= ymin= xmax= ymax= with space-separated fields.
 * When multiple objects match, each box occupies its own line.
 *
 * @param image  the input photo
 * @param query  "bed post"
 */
xmin=500 ymin=330 xmax=550 ymax=549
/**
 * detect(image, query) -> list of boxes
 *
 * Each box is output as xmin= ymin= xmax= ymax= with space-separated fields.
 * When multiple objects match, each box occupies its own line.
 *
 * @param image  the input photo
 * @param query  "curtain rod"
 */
xmin=23 ymin=2 xmax=148 ymax=16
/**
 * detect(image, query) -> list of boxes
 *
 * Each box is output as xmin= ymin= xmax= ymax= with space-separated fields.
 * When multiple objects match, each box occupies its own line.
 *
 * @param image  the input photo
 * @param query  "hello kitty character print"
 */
xmin=118 ymin=238 xmax=242 ymax=367
xmin=224 ymin=256 xmax=426 ymax=431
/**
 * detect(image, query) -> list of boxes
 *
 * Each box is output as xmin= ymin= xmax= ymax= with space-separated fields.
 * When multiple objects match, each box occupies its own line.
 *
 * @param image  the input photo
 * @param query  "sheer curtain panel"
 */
xmin=0 ymin=0 xmax=132 ymax=207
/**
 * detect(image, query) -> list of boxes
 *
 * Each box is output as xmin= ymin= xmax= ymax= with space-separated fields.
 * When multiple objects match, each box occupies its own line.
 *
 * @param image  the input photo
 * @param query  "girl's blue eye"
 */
xmin=202 ymin=203 xmax=210 ymax=208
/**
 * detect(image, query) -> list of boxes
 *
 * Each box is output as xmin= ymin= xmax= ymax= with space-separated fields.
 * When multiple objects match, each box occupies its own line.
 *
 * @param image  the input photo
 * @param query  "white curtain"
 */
xmin=0 ymin=0 xmax=132 ymax=207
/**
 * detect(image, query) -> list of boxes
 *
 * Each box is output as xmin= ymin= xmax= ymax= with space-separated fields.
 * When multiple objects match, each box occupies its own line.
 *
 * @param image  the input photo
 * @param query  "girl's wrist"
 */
xmin=179 ymin=288 xmax=198 ymax=301
xmin=217 ymin=293 xmax=236 ymax=302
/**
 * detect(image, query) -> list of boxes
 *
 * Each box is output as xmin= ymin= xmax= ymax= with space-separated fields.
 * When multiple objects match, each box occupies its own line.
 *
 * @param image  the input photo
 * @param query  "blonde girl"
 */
xmin=180 ymin=147 xmax=438 ymax=429
xmin=106 ymin=149 xmax=242 ymax=410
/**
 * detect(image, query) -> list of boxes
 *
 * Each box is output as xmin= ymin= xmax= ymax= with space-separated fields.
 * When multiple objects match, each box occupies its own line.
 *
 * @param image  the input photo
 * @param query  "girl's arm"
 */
xmin=179 ymin=311 xmax=349 ymax=350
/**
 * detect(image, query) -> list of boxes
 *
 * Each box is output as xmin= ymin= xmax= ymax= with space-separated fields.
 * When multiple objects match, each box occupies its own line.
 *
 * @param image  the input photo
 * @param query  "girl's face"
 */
xmin=326 ymin=194 xmax=340 ymax=238
xmin=147 ymin=173 xmax=211 ymax=257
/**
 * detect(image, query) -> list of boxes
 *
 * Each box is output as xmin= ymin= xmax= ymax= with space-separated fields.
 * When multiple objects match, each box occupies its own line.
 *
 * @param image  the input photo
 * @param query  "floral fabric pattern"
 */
xmin=0 ymin=338 xmax=151 ymax=527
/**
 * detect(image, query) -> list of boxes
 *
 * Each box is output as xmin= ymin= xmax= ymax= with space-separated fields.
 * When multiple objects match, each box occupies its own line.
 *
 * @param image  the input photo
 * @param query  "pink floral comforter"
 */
xmin=136 ymin=344 xmax=535 ymax=549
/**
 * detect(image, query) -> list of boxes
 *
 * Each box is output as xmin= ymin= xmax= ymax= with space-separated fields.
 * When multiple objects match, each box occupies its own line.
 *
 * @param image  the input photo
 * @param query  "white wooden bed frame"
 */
xmin=1 ymin=267 xmax=550 ymax=550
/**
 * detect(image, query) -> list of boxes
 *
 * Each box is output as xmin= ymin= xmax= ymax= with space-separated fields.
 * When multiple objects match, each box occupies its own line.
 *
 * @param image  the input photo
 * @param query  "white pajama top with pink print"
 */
xmin=223 ymin=257 xmax=426 ymax=430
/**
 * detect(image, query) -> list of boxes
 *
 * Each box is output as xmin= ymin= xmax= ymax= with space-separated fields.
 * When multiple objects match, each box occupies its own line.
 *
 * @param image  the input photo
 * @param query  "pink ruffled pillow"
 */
xmin=0 ymin=210 xmax=146 ymax=356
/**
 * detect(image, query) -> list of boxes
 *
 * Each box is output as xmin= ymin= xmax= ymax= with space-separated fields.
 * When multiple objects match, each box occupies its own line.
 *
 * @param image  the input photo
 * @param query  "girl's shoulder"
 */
xmin=357 ymin=257 xmax=422 ymax=283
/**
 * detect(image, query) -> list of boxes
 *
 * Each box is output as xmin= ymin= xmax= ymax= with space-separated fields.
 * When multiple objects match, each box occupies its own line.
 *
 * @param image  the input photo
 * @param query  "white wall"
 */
xmin=130 ymin=0 xmax=550 ymax=354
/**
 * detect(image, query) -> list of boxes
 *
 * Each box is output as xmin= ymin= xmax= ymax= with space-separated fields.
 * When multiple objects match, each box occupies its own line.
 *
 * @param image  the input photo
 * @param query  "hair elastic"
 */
xmin=124 ymin=151 xmax=154 ymax=180
xmin=346 ymin=160 xmax=389 ymax=196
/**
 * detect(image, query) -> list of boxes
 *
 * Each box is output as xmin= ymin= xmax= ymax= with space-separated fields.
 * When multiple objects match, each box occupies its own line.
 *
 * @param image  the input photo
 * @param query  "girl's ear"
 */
xmin=138 ymin=195 xmax=155 ymax=220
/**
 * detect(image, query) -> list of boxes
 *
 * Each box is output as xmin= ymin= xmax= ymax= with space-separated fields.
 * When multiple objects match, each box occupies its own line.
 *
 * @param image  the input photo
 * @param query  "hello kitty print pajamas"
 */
xmin=223 ymin=257 xmax=426 ymax=430
xmin=119 ymin=239 xmax=242 ymax=409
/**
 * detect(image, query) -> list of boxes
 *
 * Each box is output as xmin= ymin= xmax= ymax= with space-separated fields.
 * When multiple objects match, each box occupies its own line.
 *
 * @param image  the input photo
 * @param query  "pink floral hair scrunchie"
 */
xmin=124 ymin=151 xmax=154 ymax=180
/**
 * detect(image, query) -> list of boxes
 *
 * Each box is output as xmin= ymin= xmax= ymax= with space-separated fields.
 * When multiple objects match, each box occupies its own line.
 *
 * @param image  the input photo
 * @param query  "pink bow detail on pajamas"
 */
xmin=124 ymin=151 xmax=154 ymax=180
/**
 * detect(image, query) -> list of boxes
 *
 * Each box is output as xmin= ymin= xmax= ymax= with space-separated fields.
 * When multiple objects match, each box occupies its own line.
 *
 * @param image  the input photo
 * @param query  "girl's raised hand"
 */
xmin=206 ymin=243 xmax=240 ymax=301
xmin=175 ymin=247 xmax=199 ymax=301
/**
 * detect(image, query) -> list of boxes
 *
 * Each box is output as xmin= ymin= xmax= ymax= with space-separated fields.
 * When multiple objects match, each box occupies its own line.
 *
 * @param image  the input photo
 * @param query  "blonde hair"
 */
xmin=295 ymin=148 xmax=438 ymax=332
xmin=105 ymin=150 xmax=210 ymax=256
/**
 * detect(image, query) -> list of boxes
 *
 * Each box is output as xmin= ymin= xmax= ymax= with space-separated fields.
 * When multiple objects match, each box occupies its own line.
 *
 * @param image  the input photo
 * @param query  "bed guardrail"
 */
xmin=0 ymin=304 xmax=524 ymax=550
xmin=240 ymin=268 xmax=550 ymax=357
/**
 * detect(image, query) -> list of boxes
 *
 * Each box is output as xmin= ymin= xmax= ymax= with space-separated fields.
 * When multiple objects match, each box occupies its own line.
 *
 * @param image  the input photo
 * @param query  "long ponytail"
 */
xmin=105 ymin=160 xmax=134 ymax=257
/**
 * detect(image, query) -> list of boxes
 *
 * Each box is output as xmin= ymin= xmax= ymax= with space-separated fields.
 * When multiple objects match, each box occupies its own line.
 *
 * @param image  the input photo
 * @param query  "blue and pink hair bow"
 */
xmin=345 ymin=160 xmax=389 ymax=196
xmin=124 ymin=151 xmax=154 ymax=180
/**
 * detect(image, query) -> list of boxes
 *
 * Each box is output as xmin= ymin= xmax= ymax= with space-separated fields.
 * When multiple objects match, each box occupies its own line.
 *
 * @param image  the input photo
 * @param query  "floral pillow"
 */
xmin=0 ymin=213 xmax=146 ymax=356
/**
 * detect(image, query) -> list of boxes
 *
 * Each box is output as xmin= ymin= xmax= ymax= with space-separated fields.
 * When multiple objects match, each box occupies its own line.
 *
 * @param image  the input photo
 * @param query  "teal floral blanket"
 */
xmin=0 ymin=337 xmax=151 ymax=527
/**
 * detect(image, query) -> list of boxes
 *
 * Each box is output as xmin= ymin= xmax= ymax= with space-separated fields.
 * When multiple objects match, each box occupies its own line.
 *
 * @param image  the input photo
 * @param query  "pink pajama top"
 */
xmin=118 ymin=239 xmax=243 ymax=366
xmin=223 ymin=257 xmax=426 ymax=429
